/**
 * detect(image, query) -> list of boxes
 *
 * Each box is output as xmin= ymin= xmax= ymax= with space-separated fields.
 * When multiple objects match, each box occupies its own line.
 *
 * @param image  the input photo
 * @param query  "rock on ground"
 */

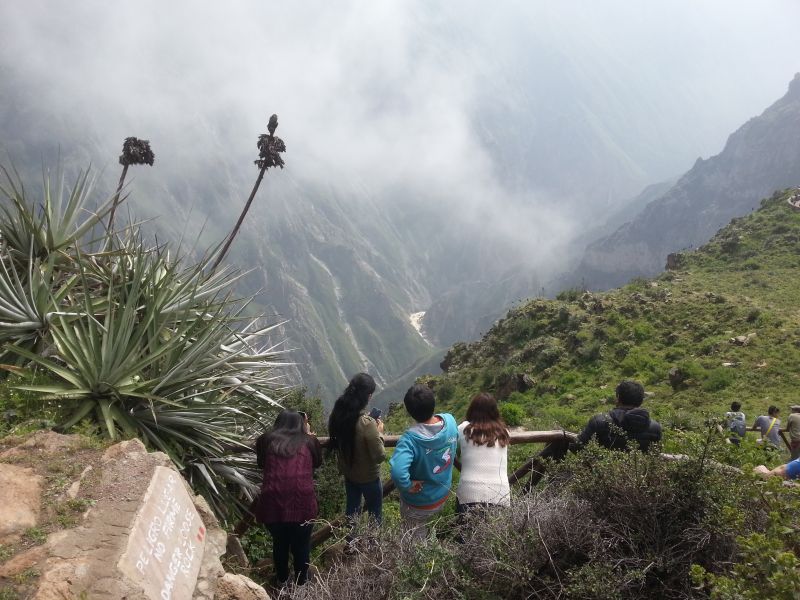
xmin=0 ymin=463 xmax=42 ymax=543
xmin=0 ymin=430 xmax=266 ymax=599
xmin=214 ymin=573 xmax=271 ymax=600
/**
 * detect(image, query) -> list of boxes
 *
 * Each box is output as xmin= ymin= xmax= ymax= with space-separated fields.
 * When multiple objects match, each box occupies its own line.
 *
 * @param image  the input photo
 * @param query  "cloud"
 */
xmin=1 ymin=0 xmax=799 ymax=277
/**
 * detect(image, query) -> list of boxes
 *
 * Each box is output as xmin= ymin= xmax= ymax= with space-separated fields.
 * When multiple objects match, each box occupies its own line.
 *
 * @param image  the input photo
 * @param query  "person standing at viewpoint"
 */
xmin=328 ymin=373 xmax=386 ymax=523
xmin=390 ymin=384 xmax=458 ymax=538
xmin=456 ymin=392 xmax=511 ymax=512
xmin=753 ymin=405 xmax=782 ymax=449
xmin=254 ymin=411 xmax=322 ymax=586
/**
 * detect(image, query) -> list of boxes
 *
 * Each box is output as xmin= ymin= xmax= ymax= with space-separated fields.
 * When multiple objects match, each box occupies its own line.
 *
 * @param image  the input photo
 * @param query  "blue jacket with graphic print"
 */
xmin=389 ymin=413 xmax=458 ymax=507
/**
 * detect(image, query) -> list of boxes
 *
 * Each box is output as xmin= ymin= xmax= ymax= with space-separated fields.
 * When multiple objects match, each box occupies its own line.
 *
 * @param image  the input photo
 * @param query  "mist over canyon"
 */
xmin=2 ymin=1 xmax=799 ymax=404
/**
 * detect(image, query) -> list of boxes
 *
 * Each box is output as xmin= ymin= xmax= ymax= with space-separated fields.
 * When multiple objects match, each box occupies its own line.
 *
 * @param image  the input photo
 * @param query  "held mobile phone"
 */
xmin=298 ymin=411 xmax=308 ymax=422
xmin=368 ymin=407 xmax=382 ymax=420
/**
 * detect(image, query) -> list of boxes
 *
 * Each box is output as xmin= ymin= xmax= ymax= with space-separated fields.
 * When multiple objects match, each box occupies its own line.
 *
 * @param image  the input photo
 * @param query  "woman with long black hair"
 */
xmin=254 ymin=410 xmax=322 ymax=586
xmin=327 ymin=373 xmax=385 ymax=522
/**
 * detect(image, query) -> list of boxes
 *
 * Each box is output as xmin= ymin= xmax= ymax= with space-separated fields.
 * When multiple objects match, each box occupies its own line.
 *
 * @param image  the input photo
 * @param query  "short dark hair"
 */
xmin=616 ymin=380 xmax=645 ymax=407
xmin=404 ymin=384 xmax=435 ymax=422
xmin=768 ymin=405 xmax=780 ymax=416
xmin=730 ymin=401 xmax=742 ymax=412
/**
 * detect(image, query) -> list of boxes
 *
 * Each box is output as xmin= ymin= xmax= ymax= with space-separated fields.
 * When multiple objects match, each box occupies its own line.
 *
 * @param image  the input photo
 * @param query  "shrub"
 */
xmin=556 ymin=288 xmax=582 ymax=302
xmin=500 ymin=402 xmax=525 ymax=427
xmin=436 ymin=379 xmax=456 ymax=403
xmin=692 ymin=476 xmax=800 ymax=599
xmin=703 ymin=367 xmax=735 ymax=392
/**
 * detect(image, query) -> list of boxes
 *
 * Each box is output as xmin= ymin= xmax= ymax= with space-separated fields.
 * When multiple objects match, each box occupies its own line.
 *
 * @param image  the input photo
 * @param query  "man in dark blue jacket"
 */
xmin=575 ymin=380 xmax=662 ymax=452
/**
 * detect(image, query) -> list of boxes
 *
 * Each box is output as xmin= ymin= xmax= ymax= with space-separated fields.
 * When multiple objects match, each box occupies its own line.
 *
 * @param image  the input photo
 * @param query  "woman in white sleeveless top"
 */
xmin=457 ymin=393 xmax=511 ymax=510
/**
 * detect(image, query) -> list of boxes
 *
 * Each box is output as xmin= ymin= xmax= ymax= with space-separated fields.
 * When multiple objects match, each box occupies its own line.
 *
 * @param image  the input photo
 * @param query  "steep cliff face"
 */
xmin=578 ymin=73 xmax=800 ymax=289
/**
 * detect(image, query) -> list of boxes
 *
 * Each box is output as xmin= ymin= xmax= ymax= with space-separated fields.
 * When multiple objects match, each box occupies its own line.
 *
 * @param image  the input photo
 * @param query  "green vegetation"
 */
xmin=22 ymin=527 xmax=46 ymax=545
xmin=0 ymin=165 xmax=286 ymax=519
xmin=433 ymin=191 xmax=800 ymax=433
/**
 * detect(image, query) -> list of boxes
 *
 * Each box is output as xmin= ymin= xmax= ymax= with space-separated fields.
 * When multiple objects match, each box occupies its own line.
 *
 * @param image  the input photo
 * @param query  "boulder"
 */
xmin=0 ymin=430 xmax=79 ymax=461
xmin=668 ymin=367 xmax=687 ymax=390
xmin=214 ymin=573 xmax=271 ymax=600
xmin=0 ymin=463 xmax=43 ymax=543
xmin=665 ymin=252 xmax=684 ymax=270
xmin=730 ymin=332 xmax=757 ymax=346
xmin=0 ymin=432 xmax=244 ymax=600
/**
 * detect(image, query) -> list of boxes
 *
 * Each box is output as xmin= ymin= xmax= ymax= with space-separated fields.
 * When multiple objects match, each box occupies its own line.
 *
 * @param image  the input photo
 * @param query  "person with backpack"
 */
xmin=390 ymin=384 xmax=458 ymax=538
xmin=725 ymin=401 xmax=747 ymax=445
xmin=327 ymin=373 xmax=386 ymax=523
xmin=753 ymin=405 xmax=782 ymax=449
xmin=574 ymin=380 xmax=662 ymax=452
xmin=254 ymin=410 xmax=322 ymax=586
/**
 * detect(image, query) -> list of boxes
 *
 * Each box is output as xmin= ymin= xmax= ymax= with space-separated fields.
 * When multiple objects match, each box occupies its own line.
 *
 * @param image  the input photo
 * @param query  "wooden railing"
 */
xmin=233 ymin=424 xmax=794 ymax=557
xmin=307 ymin=430 xmax=576 ymax=547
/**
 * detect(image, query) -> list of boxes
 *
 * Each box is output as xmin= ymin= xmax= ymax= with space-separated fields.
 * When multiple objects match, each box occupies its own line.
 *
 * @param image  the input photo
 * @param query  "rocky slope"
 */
xmin=0 ymin=431 xmax=268 ymax=599
xmin=426 ymin=190 xmax=800 ymax=431
xmin=578 ymin=73 xmax=800 ymax=290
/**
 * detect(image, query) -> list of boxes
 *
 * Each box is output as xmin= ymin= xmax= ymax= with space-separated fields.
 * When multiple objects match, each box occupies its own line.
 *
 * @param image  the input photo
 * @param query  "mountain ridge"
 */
xmin=414 ymin=188 xmax=800 ymax=432
xmin=577 ymin=72 xmax=800 ymax=290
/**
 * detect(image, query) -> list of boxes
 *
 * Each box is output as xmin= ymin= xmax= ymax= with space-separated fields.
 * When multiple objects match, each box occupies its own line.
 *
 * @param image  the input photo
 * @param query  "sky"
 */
xmin=1 ymin=1 xmax=800 ymax=269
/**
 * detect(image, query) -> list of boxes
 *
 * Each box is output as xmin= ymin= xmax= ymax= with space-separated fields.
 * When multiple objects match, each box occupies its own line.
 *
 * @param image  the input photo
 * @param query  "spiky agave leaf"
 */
xmin=0 ymin=165 xmax=117 ymax=260
xmin=0 ymin=243 xmax=78 ymax=361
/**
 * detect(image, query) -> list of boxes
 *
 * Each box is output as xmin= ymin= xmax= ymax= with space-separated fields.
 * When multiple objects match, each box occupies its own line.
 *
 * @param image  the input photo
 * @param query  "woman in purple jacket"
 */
xmin=254 ymin=411 xmax=322 ymax=585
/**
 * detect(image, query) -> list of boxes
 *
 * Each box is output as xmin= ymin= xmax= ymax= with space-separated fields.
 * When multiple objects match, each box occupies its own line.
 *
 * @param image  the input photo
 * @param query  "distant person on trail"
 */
xmin=786 ymin=405 xmax=800 ymax=460
xmin=390 ymin=384 xmax=458 ymax=538
xmin=328 ymin=373 xmax=386 ymax=523
xmin=724 ymin=401 xmax=747 ymax=445
xmin=456 ymin=393 xmax=511 ymax=513
xmin=254 ymin=410 xmax=322 ymax=586
xmin=753 ymin=406 xmax=782 ymax=449
xmin=574 ymin=380 xmax=662 ymax=452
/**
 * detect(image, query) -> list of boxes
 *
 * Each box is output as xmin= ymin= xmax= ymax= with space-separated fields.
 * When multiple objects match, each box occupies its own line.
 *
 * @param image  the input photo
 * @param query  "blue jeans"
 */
xmin=345 ymin=478 xmax=383 ymax=523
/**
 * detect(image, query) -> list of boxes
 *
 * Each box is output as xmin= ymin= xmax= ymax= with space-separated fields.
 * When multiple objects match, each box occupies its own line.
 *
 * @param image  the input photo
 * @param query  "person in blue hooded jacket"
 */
xmin=390 ymin=384 xmax=458 ymax=538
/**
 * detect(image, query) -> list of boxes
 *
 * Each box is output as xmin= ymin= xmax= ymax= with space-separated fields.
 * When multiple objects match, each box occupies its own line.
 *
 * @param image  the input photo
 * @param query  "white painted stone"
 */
xmin=118 ymin=466 xmax=207 ymax=600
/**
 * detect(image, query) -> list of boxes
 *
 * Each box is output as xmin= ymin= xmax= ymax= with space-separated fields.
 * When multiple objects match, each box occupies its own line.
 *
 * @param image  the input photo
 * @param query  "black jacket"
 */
xmin=576 ymin=407 xmax=662 ymax=452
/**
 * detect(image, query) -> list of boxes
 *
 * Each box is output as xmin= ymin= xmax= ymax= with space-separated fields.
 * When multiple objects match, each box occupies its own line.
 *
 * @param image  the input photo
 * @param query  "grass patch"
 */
xmin=23 ymin=528 xmax=46 ymax=545
xmin=12 ymin=568 xmax=39 ymax=585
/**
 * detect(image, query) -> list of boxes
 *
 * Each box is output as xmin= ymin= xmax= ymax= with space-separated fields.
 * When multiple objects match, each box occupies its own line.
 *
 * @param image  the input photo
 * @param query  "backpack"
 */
xmin=727 ymin=412 xmax=746 ymax=438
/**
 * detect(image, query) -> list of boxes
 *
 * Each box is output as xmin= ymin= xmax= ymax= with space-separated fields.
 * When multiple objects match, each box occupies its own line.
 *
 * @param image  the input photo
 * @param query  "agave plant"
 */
xmin=211 ymin=114 xmax=285 ymax=271
xmin=0 ymin=165 xmax=287 ymax=520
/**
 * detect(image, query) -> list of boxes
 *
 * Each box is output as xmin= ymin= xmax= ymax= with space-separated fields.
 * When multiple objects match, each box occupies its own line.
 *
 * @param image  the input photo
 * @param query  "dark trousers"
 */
xmin=266 ymin=522 xmax=313 ymax=585
xmin=345 ymin=478 xmax=383 ymax=523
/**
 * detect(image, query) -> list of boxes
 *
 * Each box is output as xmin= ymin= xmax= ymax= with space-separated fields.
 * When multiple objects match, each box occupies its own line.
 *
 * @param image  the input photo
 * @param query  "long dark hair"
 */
xmin=328 ymin=373 xmax=376 ymax=461
xmin=463 ymin=393 xmax=509 ymax=447
xmin=261 ymin=410 xmax=309 ymax=457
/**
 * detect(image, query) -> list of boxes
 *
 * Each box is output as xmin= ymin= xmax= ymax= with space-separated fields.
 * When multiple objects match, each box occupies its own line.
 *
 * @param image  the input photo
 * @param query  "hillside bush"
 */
xmin=500 ymin=402 xmax=525 ymax=426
